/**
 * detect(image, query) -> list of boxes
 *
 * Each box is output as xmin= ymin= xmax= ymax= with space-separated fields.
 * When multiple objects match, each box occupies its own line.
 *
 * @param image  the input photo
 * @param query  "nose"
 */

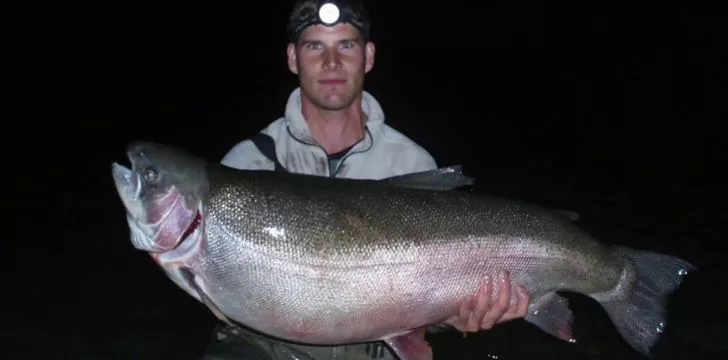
xmin=322 ymin=48 xmax=341 ymax=69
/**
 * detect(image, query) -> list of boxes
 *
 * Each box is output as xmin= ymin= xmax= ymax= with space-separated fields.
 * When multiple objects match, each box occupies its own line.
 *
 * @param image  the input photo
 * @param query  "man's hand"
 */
xmin=444 ymin=270 xmax=530 ymax=333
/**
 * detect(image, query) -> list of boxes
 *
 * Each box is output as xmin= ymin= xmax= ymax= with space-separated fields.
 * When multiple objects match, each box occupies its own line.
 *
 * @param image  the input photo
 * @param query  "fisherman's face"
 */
xmin=287 ymin=23 xmax=375 ymax=111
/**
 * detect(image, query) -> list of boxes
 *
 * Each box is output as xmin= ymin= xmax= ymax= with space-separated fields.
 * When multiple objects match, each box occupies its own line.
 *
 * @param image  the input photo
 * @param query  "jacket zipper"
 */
xmin=286 ymin=126 xmax=374 ymax=178
xmin=330 ymin=128 xmax=373 ymax=177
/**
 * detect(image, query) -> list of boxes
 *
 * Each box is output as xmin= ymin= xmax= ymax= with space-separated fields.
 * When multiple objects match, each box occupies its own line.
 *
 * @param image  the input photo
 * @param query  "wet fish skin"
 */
xmin=111 ymin=141 xmax=696 ymax=360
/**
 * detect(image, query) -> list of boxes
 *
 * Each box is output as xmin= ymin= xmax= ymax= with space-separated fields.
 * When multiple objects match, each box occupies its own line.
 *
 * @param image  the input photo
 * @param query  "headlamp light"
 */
xmin=318 ymin=3 xmax=340 ymax=25
xmin=286 ymin=0 xmax=371 ymax=43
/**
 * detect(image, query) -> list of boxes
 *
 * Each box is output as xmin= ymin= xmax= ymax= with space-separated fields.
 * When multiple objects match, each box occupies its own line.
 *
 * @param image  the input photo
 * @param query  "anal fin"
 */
xmin=524 ymin=291 xmax=576 ymax=343
xmin=383 ymin=328 xmax=433 ymax=360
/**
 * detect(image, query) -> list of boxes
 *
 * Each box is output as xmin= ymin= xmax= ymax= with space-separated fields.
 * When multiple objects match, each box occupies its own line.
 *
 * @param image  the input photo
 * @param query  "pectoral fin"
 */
xmin=179 ymin=268 xmax=234 ymax=326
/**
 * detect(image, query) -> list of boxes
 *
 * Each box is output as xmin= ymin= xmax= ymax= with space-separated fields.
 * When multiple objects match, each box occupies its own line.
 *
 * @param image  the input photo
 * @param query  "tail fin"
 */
xmin=601 ymin=248 xmax=696 ymax=358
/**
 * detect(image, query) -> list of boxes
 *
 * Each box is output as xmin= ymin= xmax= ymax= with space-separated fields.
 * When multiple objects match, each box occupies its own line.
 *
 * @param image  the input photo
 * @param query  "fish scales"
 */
xmin=112 ymin=141 xmax=695 ymax=359
xmin=197 ymin=169 xmax=622 ymax=343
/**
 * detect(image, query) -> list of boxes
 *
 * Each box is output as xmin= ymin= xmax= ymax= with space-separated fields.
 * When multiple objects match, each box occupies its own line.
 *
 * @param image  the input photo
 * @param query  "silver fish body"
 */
xmin=112 ymin=141 xmax=695 ymax=360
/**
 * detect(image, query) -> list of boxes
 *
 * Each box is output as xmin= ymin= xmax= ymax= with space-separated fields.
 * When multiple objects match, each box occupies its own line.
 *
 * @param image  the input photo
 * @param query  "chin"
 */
xmin=318 ymin=94 xmax=354 ymax=110
xmin=318 ymin=101 xmax=350 ymax=111
xmin=302 ymin=86 xmax=356 ymax=111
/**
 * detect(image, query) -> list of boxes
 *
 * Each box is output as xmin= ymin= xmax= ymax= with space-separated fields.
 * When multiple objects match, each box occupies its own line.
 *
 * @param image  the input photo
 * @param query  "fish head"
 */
xmin=111 ymin=141 xmax=208 ymax=253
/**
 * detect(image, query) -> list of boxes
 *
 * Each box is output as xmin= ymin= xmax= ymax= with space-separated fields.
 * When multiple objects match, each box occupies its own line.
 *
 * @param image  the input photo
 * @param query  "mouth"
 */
xmin=112 ymin=162 xmax=142 ymax=204
xmin=112 ymin=161 xmax=202 ymax=253
xmin=112 ymin=162 xmax=131 ymax=186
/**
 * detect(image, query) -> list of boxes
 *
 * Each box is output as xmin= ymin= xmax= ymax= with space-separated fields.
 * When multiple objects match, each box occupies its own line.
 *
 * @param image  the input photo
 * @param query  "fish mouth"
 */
xmin=112 ymin=162 xmax=142 ymax=215
xmin=111 ymin=162 xmax=201 ymax=253
xmin=112 ymin=162 xmax=132 ymax=191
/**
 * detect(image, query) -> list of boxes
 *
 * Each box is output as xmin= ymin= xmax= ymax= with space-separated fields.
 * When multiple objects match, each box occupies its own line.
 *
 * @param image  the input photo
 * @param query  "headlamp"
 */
xmin=318 ymin=3 xmax=340 ymax=25
xmin=286 ymin=0 xmax=371 ymax=42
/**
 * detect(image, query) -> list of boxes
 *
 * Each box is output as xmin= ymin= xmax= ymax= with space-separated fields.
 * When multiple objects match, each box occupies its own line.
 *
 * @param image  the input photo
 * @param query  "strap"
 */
xmin=249 ymin=132 xmax=287 ymax=172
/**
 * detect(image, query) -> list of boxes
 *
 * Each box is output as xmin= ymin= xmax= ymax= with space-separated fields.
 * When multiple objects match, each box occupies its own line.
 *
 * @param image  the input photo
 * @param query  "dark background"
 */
xmin=10 ymin=0 xmax=727 ymax=359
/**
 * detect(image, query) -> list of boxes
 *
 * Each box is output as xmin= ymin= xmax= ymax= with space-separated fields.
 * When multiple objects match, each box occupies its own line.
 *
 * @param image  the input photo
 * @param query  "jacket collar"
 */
xmin=283 ymin=87 xmax=385 ymax=151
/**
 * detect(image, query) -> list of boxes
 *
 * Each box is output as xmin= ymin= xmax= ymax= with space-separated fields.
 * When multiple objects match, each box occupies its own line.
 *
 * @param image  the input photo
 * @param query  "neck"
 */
xmin=301 ymin=94 xmax=366 ymax=154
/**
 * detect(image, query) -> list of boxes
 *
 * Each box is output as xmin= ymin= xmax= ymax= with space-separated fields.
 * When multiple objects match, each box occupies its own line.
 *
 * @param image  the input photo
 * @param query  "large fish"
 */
xmin=111 ymin=141 xmax=695 ymax=360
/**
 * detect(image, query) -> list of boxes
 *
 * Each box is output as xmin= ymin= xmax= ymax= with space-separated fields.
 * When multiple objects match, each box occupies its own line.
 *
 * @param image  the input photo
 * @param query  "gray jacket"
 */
xmin=221 ymin=87 xmax=437 ymax=179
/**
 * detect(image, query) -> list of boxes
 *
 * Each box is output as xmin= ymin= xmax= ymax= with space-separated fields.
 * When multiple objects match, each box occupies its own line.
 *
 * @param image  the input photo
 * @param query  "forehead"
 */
xmin=298 ymin=23 xmax=362 ymax=42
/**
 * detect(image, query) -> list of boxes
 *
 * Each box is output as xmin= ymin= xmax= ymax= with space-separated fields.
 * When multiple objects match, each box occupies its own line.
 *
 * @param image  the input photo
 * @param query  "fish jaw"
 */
xmin=111 ymin=162 xmax=142 ymax=219
xmin=111 ymin=162 xmax=198 ymax=253
xmin=149 ymin=213 xmax=207 ymax=303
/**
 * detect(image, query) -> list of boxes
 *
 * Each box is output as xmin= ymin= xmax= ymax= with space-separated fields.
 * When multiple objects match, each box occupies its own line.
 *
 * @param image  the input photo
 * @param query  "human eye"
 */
xmin=304 ymin=41 xmax=322 ymax=51
xmin=339 ymin=40 xmax=357 ymax=50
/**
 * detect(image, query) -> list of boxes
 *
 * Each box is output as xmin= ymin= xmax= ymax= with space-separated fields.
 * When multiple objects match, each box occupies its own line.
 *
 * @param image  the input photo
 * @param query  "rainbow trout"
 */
xmin=111 ymin=141 xmax=695 ymax=359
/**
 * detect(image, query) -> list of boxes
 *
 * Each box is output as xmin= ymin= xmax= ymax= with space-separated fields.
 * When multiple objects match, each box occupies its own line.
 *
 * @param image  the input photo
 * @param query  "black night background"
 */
xmin=9 ymin=0 xmax=727 ymax=359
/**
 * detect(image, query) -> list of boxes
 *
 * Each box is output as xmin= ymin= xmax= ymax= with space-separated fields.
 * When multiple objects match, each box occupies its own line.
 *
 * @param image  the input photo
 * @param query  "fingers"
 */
xmin=444 ymin=271 xmax=531 ymax=334
xmin=466 ymin=277 xmax=492 ymax=332
xmin=480 ymin=270 xmax=512 ymax=329
xmin=441 ymin=291 xmax=473 ymax=332
xmin=445 ymin=276 xmax=492 ymax=333
xmin=495 ymin=284 xmax=530 ymax=324
xmin=514 ymin=285 xmax=530 ymax=316
xmin=457 ymin=293 xmax=474 ymax=326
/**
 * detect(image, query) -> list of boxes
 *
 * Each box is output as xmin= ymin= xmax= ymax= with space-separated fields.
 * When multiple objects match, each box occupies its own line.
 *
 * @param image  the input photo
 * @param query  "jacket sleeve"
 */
xmin=408 ymin=151 xmax=438 ymax=172
xmin=390 ymin=146 xmax=438 ymax=177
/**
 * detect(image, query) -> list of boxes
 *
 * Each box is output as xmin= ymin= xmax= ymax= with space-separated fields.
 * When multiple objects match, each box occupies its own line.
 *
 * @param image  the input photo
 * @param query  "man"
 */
xmin=205 ymin=1 xmax=530 ymax=359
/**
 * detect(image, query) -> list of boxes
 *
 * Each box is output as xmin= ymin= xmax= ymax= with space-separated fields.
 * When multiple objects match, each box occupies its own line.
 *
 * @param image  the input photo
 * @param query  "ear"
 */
xmin=286 ymin=43 xmax=298 ymax=74
xmin=364 ymin=42 xmax=376 ymax=73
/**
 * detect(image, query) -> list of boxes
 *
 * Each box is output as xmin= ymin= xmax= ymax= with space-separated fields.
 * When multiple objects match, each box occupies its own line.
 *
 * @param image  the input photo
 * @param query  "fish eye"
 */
xmin=143 ymin=167 xmax=158 ymax=182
